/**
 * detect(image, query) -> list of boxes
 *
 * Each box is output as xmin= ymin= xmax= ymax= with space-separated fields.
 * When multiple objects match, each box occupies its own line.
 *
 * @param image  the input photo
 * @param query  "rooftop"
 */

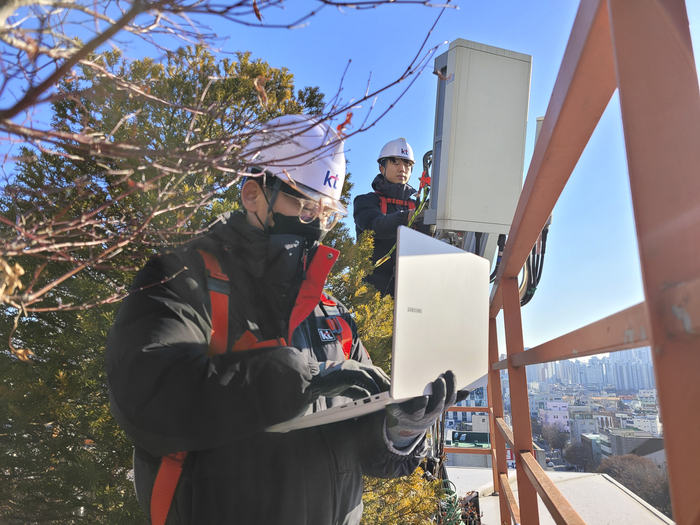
xmin=446 ymin=467 xmax=673 ymax=525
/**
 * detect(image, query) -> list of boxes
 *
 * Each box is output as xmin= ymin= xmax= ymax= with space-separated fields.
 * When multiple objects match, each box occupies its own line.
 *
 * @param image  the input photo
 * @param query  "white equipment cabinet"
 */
xmin=425 ymin=39 xmax=532 ymax=266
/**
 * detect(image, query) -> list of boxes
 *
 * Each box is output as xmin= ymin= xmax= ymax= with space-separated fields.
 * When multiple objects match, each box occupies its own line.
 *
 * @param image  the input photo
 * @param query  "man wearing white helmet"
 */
xmin=106 ymin=116 xmax=463 ymax=525
xmin=354 ymin=138 xmax=421 ymax=297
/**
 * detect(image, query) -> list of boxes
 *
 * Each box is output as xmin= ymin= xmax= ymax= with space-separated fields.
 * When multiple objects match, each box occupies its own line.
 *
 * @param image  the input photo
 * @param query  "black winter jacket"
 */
xmin=353 ymin=175 xmax=418 ymax=295
xmin=106 ymin=211 xmax=425 ymax=525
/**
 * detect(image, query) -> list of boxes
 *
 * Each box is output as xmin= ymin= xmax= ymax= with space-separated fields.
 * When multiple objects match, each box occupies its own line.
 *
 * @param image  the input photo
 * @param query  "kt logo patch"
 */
xmin=323 ymin=170 xmax=339 ymax=189
xmin=318 ymin=329 xmax=336 ymax=342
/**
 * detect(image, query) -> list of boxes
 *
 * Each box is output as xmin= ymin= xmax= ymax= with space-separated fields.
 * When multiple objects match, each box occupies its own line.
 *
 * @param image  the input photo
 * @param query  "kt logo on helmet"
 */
xmin=401 ymin=148 xmax=408 ymax=155
xmin=324 ymin=171 xmax=339 ymax=189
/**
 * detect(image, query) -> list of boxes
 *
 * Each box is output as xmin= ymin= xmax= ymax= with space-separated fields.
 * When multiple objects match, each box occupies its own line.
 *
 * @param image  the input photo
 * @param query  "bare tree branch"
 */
xmin=0 ymin=0 xmax=454 ymax=357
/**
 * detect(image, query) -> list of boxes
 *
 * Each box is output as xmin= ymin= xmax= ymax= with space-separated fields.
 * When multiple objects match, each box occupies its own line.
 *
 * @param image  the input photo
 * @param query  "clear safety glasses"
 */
xmin=279 ymin=191 xmax=344 ymax=231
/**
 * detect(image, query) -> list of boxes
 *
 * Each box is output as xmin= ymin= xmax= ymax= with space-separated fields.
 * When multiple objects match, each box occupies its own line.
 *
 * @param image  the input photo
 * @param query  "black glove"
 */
xmin=386 ymin=370 xmax=467 ymax=448
xmin=310 ymin=360 xmax=391 ymax=400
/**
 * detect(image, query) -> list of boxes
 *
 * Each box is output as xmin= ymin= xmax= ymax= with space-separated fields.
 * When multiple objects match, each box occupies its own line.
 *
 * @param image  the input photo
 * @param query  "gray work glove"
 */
xmin=385 ymin=370 xmax=469 ymax=449
xmin=310 ymin=360 xmax=391 ymax=401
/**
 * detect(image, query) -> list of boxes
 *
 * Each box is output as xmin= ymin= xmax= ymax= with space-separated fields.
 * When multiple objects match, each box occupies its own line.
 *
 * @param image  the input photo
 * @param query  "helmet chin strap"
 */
xmin=256 ymin=178 xmax=283 ymax=233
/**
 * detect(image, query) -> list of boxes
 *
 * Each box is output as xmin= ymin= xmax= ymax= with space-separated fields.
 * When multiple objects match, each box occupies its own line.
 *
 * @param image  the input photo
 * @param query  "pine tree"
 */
xmin=0 ymin=46 xmax=324 ymax=524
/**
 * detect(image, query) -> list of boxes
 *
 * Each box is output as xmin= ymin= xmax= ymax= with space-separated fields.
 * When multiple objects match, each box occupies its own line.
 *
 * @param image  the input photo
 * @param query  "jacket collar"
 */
xmin=208 ymin=211 xmax=319 ymax=280
xmin=371 ymin=173 xmax=417 ymax=200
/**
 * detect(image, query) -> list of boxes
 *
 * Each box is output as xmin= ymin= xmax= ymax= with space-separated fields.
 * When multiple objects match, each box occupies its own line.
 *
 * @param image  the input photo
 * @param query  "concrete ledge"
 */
xmin=445 ymin=466 xmax=675 ymax=525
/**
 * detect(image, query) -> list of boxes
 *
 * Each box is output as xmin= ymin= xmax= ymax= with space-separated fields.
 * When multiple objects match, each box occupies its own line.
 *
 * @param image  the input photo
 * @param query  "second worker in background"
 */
xmin=354 ymin=138 xmax=421 ymax=298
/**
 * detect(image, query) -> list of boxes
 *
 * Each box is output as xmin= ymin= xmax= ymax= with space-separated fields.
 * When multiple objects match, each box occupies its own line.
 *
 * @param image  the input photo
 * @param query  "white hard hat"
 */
xmin=243 ymin=114 xmax=347 ymax=214
xmin=377 ymin=138 xmax=414 ymax=163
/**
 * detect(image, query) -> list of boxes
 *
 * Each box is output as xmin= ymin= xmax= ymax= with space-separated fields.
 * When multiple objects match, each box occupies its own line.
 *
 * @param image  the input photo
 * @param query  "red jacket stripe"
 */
xmin=288 ymin=245 xmax=339 ymax=343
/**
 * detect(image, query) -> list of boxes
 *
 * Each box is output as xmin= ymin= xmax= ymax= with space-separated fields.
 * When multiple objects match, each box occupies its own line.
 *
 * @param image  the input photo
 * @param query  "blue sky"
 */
xmin=190 ymin=1 xmax=699 ymax=350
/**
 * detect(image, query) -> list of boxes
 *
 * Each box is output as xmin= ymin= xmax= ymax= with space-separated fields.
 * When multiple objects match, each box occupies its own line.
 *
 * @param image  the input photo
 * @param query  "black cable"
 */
xmin=521 ymin=250 xmax=534 ymax=306
xmin=536 ymin=227 xmax=549 ymax=285
xmin=422 ymin=150 xmax=433 ymax=175
xmin=490 ymin=234 xmax=506 ymax=282
xmin=520 ymin=224 xmax=550 ymax=306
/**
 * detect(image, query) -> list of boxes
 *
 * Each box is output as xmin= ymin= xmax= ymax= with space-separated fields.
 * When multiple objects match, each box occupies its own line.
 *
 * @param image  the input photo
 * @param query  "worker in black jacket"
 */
xmin=106 ymin=116 xmax=463 ymax=525
xmin=354 ymin=138 xmax=419 ymax=297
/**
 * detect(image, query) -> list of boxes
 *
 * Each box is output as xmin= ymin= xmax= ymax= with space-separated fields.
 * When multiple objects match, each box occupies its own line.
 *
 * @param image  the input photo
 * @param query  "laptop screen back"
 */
xmin=390 ymin=227 xmax=490 ymax=400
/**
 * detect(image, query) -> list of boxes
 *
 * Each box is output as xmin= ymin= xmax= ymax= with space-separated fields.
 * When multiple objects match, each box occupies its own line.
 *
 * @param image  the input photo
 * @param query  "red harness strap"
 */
xmin=150 ymin=452 xmax=187 ymax=525
xmin=198 ymin=250 xmax=230 ymax=357
xmin=150 ymin=250 xmax=231 ymax=525
xmin=376 ymin=193 xmax=416 ymax=215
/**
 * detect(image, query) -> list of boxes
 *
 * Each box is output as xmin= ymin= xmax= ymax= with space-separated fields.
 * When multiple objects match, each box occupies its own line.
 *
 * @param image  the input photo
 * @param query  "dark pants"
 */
xmin=364 ymin=272 xmax=394 ymax=298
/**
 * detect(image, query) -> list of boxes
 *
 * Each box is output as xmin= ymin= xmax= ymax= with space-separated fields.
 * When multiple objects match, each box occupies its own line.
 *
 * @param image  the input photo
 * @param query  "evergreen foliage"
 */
xmin=361 ymin=468 xmax=441 ymax=525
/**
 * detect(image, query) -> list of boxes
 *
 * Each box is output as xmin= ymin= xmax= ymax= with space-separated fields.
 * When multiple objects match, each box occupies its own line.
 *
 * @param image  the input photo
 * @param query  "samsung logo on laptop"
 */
xmin=407 ymin=307 xmax=422 ymax=313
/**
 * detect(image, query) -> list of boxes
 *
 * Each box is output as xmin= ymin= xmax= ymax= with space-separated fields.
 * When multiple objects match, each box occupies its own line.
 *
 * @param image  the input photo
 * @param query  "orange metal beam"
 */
xmin=659 ymin=277 xmax=700 ymax=337
xmin=520 ymin=452 xmax=586 ymax=525
xmin=443 ymin=447 xmax=491 ymax=455
xmin=445 ymin=406 xmax=490 ymax=413
xmin=490 ymin=0 xmax=617 ymax=317
xmin=488 ymin=318 xmax=511 ymax=523
xmin=496 ymin=417 xmax=516 ymax=450
xmin=492 ymin=358 xmax=508 ymax=371
xmin=607 ymin=0 xmax=700 ymax=523
xmin=503 ymin=278 xmax=538 ymax=525
xmin=511 ymin=302 xmax=650 ymax=367
xmin=500 ymin=473 xmax=522 ymax=525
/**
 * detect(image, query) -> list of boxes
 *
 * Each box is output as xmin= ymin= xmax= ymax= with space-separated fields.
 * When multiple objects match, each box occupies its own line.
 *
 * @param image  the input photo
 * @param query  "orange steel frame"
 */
xmin=442 ymin=1 xmax=700 ymax=523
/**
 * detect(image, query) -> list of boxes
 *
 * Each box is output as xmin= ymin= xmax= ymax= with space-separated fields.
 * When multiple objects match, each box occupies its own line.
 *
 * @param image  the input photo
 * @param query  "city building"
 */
xmin=633 ymin=414 xmax=662 ymax=437
xmin=630 ymin=439 xmax=666 ymax=468
xmin=593 ymin=411 xmax=616 ymax=433
xmin=570 ymin=411 xmax=598 ymax=445
xmin=539 ymin=401 xmax=569 ymax=431
xmin=581 ymin=433 xmax=604 ymax=468
xmin=528 ymin=391 xmax=564 ymax=419
xmin=445 ymin=385 xmax=488 ymax=428
xmin=601 ymin=428 xmax=655 ymax=459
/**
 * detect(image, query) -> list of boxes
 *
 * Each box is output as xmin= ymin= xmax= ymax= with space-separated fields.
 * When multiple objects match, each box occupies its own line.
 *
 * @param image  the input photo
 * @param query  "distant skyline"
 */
xmin=526 ymin=346 xmax=656 ymax=392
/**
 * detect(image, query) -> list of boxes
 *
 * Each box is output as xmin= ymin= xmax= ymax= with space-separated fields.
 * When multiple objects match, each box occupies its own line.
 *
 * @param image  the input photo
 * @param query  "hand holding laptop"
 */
xmin=266 ymin=227 xmax=487 ymax=434
xmin=385 ymin=370 xmax=469 ymax=448
xmin=310 ymin=360 xmax=391 ymax=401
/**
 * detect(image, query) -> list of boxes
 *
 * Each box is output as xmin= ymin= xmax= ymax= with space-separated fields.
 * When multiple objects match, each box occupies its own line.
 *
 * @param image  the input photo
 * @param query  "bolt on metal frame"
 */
xmin=444 ymin=0 xmax=700 ymax=523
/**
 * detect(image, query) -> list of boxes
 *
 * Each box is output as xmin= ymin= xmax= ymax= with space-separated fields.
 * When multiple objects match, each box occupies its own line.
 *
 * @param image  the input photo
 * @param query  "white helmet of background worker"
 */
xmin=243 ymin=114 xmax=347 ymax=217
xmin=377 ymin=138 xmax=414 ymax=164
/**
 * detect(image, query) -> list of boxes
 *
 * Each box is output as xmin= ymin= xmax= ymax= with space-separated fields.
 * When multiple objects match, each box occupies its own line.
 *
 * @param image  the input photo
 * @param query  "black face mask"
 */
xmin=268 ymin=213 xmax=327 ymax=243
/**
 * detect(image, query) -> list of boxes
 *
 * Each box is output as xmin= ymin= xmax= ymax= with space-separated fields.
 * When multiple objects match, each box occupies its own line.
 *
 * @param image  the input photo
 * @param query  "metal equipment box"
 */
xmin=426 ymin=39 xmax=531 ymax=263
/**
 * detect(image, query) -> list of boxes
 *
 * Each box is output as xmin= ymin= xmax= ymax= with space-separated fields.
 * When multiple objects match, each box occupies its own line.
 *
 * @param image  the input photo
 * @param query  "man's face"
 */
xmin=381 ymin=157 xmax=413 ymax=184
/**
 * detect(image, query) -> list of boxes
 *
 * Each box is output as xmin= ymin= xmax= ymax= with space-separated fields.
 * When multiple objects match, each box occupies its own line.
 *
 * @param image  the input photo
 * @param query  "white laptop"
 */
xmin=266 ymin=226 xmax=489 ymax=433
